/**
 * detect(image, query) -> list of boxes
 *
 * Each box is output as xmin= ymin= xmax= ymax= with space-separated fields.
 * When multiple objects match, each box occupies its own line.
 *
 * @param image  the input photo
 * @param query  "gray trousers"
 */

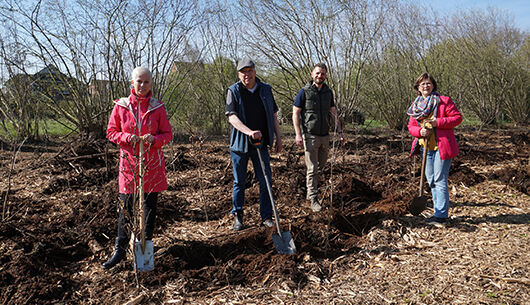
xmin=303 ymin=134 xmax=330 ymax=201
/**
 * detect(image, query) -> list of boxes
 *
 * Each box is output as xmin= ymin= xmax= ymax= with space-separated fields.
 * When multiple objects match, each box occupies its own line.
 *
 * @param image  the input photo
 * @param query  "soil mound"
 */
xmin=450 ymin=161 xmax=485 ymax=187
xmin=489 ymin=165 xmax=530 ymax=194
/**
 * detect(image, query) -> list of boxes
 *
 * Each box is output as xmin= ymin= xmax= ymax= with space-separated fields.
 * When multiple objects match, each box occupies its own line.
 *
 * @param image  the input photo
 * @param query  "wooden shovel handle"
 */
xmin=419 ymin=137 xmax=428 ymax=196
xmin=139 ymin=139 xmax=146 ymax=252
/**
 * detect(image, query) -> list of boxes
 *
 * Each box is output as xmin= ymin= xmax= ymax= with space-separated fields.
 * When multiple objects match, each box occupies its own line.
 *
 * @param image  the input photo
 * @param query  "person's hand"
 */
xmin=420 ymin=127 xmax=432 ymax=138
xmin=142 ymin=134 xmax=154 ymax=144
xmin=295 ymin=134 xmax=303 ymax=147
xmin=249 ymin=130 xmax=262 ymax=140
xmin=275 ymin=138 xmax=283 ymax=153
xmin=129 ymin=134 xmax=140 ymax=143
xmin=424 ymin=118 xmax=437 ymax=128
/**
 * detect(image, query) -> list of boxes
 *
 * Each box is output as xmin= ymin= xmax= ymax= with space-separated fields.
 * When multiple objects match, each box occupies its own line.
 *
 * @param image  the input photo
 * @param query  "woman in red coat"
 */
xmin=103 ymin=67 xmax=173 ymax=269
xmin=407 ymin=73 xmax=462 ymax=227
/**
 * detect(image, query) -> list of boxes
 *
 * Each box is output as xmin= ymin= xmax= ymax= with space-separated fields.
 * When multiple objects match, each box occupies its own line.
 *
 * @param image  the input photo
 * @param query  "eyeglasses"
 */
xmin=419 ymin=82 xmax=432 ymax=87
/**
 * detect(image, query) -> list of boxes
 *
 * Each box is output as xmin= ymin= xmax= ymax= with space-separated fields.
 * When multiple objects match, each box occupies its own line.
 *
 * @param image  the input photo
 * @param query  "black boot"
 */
xmin=102 ymin=237 xmax=127 ymax=269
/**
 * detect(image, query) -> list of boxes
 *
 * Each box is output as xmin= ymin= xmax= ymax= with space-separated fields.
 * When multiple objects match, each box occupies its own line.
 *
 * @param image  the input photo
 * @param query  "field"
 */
xmin=0 ymin=127 xmax=528 ymax=304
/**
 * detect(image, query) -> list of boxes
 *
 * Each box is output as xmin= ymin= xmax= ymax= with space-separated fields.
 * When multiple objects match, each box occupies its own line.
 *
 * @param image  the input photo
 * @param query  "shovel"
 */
xmin=409 ymin=136 xmax=429 ymax=216
xmin=131 ymin=118 xmax=154 ymax=271
xmin=250 ymin=136 xmax=296 ymax=255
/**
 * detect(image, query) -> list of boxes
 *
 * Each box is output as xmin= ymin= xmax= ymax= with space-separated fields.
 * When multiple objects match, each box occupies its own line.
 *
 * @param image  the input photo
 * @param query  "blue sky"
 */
xmin=417 ymin=0 xmax=530 ymax=31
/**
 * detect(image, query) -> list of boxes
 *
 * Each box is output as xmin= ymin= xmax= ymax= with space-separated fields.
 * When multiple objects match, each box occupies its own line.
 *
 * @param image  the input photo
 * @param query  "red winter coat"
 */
xmin=408 ymin=95 xmax=462 ymax=160
xmin=107 ymin=89 xmax=173 ymax=193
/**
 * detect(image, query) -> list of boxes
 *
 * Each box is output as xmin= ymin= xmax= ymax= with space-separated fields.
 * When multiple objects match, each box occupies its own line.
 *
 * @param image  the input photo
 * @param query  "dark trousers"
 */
xmin=116 ymin=192 xmax=158 ymax=241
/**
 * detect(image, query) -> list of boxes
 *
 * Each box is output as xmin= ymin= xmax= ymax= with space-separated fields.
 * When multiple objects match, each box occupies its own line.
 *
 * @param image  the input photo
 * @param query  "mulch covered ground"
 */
xmin=0 ymin=127 xmax=528 ymax=304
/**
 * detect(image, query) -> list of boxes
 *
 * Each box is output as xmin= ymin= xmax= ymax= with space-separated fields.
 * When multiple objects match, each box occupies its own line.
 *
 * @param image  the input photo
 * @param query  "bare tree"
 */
xmin=188 ymin=0 xmax=239 ymax=134
xmin=361 ymin=2 xmax=446 ymax=129
xmin=0 ymin=8 xmax=45 ymax=140
xmin=441 ymin=8 xmax=526 ymax=125
xmin=237 ymin=0 xmax=392 ymax=123
xmin=501 ymin=36 xmax=529 ymax=126
xmin=0 ymin=0 xmax=201 ymax=138
xmin=1 ymin=0 xmax=527 ymax=137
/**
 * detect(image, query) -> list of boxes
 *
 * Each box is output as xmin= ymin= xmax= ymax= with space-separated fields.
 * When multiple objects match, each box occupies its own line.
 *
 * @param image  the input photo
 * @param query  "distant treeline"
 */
xmin=0 ymin=0 xmax=527 ymax=140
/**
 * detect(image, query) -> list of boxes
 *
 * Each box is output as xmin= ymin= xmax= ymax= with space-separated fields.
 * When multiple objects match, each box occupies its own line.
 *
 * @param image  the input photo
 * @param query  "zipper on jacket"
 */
xmin=318 ymin=91 xmax=324 ymax=135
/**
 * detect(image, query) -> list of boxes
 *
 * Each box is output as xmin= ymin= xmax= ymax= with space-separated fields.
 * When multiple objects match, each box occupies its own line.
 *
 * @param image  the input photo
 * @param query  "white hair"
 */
xmin=131 ymin=66 xmax=152 ymax=80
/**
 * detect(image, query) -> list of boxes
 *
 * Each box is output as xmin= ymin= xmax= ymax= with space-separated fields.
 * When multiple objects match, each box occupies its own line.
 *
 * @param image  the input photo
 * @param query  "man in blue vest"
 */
xmin=225 ymin=58 xmax=283 ymax=230
xmin=292 ymin=63 xmax=344 ymax=212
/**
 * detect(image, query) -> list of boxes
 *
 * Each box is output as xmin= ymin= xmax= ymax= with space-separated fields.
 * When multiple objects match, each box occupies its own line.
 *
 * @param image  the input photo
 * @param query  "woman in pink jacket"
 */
xmin=407 ymin=73 xmax=462 ymax=227
xmin=102 ymin=67 xmax=173 ymax=269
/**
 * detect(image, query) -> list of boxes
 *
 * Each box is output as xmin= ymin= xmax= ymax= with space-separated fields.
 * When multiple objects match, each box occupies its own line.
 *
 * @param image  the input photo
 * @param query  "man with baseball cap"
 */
xmin=225 ymin=58 xmax=283 ymax=230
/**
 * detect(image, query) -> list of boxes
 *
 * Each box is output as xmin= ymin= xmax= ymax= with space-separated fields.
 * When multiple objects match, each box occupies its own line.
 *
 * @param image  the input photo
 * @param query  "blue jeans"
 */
xmin=423 ymin=149 xmax=452 ymax=218
xmin=230 ymin=147 xmax=273 ymax=222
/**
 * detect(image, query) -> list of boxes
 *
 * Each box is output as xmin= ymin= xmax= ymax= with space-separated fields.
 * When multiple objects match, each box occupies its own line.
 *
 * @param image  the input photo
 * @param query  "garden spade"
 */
xmin=132 ymin=138 xmax=154 ymax=271
xmin=409 ymin=137 xmax=429 ymax=216
xmin=250 ymin=137 xmax=296 ymax=255
xmin=131 ymin=100 xmax=154 ymax=271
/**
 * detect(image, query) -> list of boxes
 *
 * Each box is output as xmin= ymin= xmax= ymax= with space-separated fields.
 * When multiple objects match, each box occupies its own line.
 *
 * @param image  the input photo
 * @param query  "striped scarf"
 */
xmin=406 ymin=92 xmax=439 ymax=120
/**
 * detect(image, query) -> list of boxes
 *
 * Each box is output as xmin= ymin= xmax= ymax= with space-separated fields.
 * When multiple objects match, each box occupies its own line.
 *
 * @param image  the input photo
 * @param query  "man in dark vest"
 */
xmin=225 ymin=58 xmax=283 ymax=230
xmin=292 ymin=63 xmax=344 ymax=212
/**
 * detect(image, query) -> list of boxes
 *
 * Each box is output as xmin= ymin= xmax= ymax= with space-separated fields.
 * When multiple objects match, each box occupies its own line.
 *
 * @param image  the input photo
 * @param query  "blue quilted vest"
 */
xmin=228 ymin=79 xmax=276 ymax=153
